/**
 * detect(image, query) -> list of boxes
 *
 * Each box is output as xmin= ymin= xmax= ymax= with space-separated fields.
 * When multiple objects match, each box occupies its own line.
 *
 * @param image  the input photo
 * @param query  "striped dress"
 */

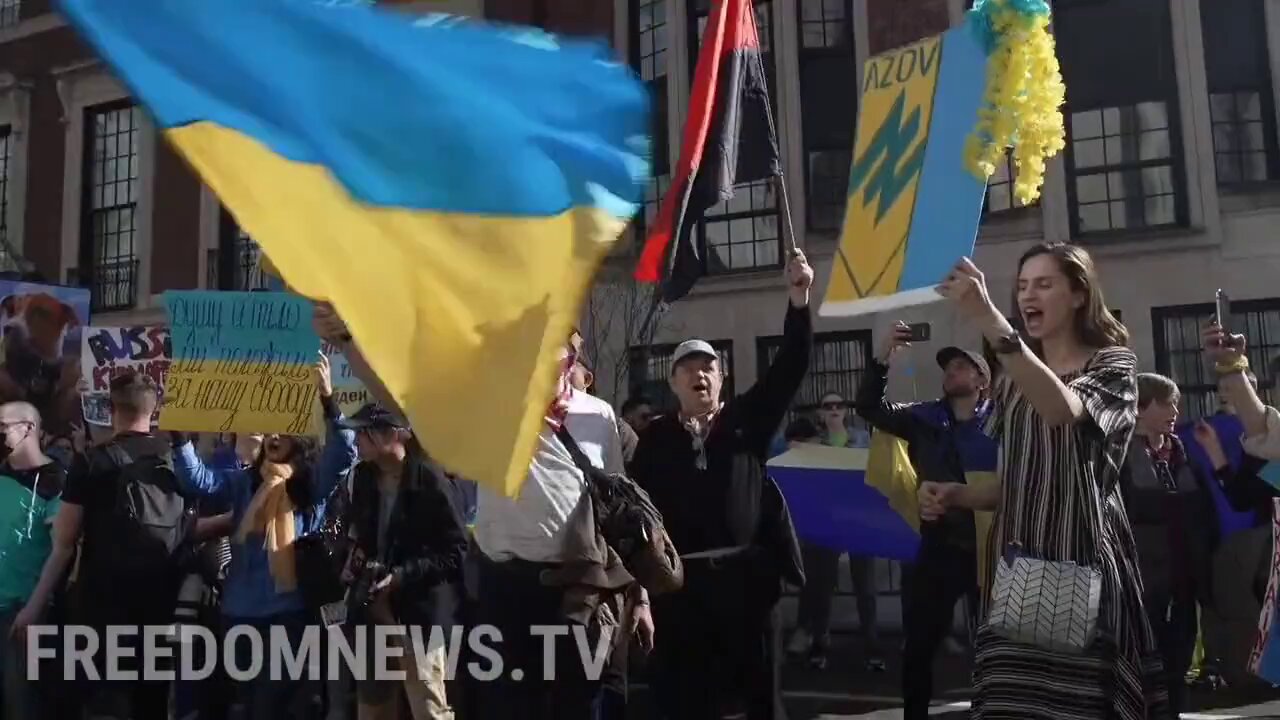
xmin=972 ymin=346 xmax=1170 ymax=719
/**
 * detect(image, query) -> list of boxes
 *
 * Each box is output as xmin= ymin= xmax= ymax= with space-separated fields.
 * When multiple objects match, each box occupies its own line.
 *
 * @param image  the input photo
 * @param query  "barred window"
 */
xmin=1056 ymin=0 xmax=1186 ymax=235
xmin=81 ymin=102 xmax=141 ymax=311
xmin=757 ymin=330 xmax=874 ymax=423
xmin=1153 ymin=301 xmax=1280 ymax=420
xmin=628 ymin=340 xmax=734 ymax=414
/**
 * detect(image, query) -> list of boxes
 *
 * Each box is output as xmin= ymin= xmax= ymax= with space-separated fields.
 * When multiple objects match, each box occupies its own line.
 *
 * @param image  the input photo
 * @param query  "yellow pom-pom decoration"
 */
xmin=964 ymin=0 xmax=1066 ymax=205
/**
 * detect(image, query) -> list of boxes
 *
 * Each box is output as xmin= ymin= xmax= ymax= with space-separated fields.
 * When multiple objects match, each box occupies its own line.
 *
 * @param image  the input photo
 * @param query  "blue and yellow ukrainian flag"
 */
xmin=768 ymin=442 xmax=921 ymax=561
xmin=61 ymin=0 xmax=650 ymax=497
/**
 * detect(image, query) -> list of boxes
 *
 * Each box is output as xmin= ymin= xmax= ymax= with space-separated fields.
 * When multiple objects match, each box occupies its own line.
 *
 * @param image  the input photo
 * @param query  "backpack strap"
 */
xmin=88 ymin=442 xmax=133 ymax=502
xmin=101 ymin=442 xmax=134 ymax=469
xmin=554 ymin=426 xmax=596 ymax=480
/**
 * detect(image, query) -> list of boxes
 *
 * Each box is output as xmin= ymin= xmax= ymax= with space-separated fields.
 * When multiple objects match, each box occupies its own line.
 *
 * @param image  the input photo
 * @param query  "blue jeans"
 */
xmin=0 ymin=606 xmax=39 ymax=719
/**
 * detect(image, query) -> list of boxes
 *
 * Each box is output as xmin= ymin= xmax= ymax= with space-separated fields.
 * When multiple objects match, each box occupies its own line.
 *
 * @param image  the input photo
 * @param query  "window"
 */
xmin=1153 ymin=301 xmax=1280 ymax=420
xmin=0 ymin=126 xmax=14 ymax=271
xmin=1056 ymin=0 xmax=1185 ymax=235
xmin=0 ymin=0 xmax=19 ymax=28
xmin=212 ymin=208 xmax=270 ymax=291
xmin=1202 ymin=0 xmax=1279 ymax=187
xmin=628 ymin=340 xmax=735 ymax=413
xmin=983 ymin=151 xmax=1036 ymax=215
xmin=799 ymin=0 xmax=856 ymax=232
xmin=687 ymin=0 xmax=781 ymax=275
xmin=630 ymin=0 xmax=672 ymax=239
xmin=756 ymin=330 xmax=874 ymax=422
xmin=81 ymin=102 xmax=141 ymax=311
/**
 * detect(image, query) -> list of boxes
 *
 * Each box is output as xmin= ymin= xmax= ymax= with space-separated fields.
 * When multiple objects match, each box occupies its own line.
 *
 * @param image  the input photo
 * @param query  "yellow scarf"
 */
xmin=235 ymin=460 xmax=298 ymax=593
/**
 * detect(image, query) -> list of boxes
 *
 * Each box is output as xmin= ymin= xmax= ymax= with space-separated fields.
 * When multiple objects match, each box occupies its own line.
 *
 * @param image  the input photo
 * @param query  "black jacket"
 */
xmin=1119 ymin=434 xmax=1219 ymax=603
xmin=1216 ymin=451 xmax=1277 ymax=524
xmin=629 ymin=302 xmax=809 ymax=584
xmin=855 ymin=360 xmax=995 ymax=553
xmin=628 ymin=302 xmax=810 ymax=720
xmin=348 ymin=451 xmax=468 ymax=629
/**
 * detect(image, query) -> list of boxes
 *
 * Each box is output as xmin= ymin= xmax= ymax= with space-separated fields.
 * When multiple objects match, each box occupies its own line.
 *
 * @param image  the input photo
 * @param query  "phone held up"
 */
xmin=907 ymin=322 xmax=932 ymax=343
xmin=1215 ymin=289 xmax=1233 ymax=347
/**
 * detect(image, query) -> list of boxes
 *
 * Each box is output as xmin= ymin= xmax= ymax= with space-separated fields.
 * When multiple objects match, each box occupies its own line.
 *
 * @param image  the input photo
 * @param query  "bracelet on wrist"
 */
xmin=1215 ymin=356 xmax=1250 ymax=375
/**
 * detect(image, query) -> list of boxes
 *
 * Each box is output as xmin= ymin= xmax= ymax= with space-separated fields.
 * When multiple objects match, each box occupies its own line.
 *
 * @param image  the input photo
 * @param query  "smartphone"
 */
xmin=907 ymin=322 xmax=932 ymax=343
xmin=1215 ymin=289 xmax=1231 ymax=335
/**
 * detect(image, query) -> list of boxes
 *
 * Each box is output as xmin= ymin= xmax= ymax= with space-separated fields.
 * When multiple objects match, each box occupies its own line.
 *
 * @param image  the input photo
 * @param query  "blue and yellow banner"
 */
xmin=60 ymin=0 xmax=651 ymax=497
xmin=768 ymin=444 xmax=921 ymax=561
xmin=821 ymin=27 xmax=989 ymax=317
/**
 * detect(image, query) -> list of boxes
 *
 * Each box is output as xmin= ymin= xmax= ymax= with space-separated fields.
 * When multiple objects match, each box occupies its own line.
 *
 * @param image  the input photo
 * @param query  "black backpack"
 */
xmin=88 ymin=443 xmax=196 ymax=580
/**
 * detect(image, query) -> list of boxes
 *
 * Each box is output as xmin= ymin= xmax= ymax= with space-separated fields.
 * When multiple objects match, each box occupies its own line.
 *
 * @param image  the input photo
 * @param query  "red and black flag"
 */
xmin=633 ymin=0 xmax=781 ymax=303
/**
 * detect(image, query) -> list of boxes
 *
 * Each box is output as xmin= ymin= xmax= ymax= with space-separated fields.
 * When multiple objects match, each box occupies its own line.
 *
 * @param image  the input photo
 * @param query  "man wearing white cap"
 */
xmin=628 ymin=250 xmax=814 ymax=720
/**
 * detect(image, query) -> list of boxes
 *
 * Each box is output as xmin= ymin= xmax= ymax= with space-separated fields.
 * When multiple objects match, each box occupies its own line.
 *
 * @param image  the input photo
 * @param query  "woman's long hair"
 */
xmin=250 ymin=436 xmax=319 ymax=503
xmin=1010 ymin=242 xmax=1128 ymax=357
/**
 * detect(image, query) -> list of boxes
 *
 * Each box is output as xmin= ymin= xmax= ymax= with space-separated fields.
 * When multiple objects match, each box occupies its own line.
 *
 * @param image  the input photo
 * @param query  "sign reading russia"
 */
xmin=821 ymin=27 xmax=989 ymax=317
xmin=80 ymin=326 xmax=172 ymax=426
xmin=159 ymin=291 xmax=321 ymax=435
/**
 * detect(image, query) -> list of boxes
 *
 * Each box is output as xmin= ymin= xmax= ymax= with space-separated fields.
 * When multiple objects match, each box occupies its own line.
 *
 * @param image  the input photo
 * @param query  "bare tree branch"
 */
xmin=581 ymin=270 xmax=681 ymax=403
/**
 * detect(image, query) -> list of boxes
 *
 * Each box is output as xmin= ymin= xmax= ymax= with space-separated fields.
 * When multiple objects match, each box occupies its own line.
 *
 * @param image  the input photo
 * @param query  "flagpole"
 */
xmin=774 ymin=172 xmax=799 ymax=256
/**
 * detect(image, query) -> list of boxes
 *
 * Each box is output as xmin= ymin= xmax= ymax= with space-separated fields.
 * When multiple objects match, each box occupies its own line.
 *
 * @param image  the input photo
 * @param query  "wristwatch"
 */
xmin=991 ymin=330 xmax=1023 ymax=355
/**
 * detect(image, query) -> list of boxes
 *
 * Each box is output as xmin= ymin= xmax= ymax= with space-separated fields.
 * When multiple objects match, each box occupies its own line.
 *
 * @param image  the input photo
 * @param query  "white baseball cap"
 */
xmin=671 ymin=339 xmax=718 ymax=372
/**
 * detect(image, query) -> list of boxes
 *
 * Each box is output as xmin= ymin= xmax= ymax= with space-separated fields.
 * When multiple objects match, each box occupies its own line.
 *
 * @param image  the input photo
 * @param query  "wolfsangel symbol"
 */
xmin=848 ymin=89 xmax=926 ymax=226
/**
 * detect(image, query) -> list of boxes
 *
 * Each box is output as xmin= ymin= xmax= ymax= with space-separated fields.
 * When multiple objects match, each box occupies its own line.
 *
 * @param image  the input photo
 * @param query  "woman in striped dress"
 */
xmin=924 ymin=242 xmax=1168 ymax=719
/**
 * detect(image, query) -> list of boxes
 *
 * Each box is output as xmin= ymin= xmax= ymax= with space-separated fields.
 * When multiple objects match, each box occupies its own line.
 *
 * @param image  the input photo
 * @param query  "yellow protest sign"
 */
xmin=821 ymin=28 xmax=989 ymax=317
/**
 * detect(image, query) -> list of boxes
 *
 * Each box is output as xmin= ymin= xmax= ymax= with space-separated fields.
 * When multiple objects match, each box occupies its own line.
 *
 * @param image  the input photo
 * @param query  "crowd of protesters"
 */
xmin=4 ymin=241 xmax=1280 ymax=720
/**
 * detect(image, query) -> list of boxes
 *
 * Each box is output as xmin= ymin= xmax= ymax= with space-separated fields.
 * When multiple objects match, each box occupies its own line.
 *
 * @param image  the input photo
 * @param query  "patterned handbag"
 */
xmin=986 ymin=542 xmax=1103 ymax=655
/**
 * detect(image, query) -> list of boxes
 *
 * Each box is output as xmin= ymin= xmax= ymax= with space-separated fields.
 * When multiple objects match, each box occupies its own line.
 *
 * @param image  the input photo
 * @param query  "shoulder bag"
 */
xmin=555 ymin=426 xmax=684 ymax=595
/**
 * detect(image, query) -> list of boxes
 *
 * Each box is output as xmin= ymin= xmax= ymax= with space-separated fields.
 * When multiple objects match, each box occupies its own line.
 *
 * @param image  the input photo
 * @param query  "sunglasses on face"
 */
xmin=820 ymin=402 xmax=845 ymax=411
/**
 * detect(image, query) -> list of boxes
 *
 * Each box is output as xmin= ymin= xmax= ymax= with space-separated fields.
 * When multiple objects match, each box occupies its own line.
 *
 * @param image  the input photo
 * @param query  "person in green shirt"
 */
xmin=0 ymin=401 xmax=65 ymax=719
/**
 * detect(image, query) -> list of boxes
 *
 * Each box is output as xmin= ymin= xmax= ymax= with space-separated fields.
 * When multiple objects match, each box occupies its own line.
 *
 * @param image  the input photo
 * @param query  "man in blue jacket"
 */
xmin=855 ymin=322 xmax=996 ymax=720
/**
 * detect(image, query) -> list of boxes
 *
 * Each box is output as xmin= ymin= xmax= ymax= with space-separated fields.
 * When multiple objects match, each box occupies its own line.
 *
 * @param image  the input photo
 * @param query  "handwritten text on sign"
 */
xmin=160 ymin=291 xmax=320 ymax=434
xmin=325 ymin=340 xmax=371 ymax=411
xmin=79 ymin=326 xmax=172 ymax=426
